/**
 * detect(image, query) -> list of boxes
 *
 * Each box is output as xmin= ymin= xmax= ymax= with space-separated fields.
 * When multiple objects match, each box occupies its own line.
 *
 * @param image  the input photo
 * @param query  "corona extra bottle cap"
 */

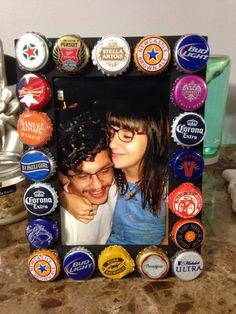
xmin=23 ymin=182 xmax=58 ymax=216
xmin=16 ymin=73 xmax=52 ymax=110
xmin=171 ymin=112 xmax=207 ymax=147
xmin=26 ymin=217 xmax=59 ymax=248
xmin=63 ymin=247 xmax=96 ymax=280
xmin=16 ymin=32 xmax=51 ymax=71
xmin=98 ymin=245 xmax=135 ymax=279
xmin=53 ymin=35 xmax=90 ymax=73
xmin=133 ymin=36 xmax=171 ymax=75
xmin=171 ymin=218 xmax=205 ymax=249
xmin=170 ymin=149 xmax=204 ymax=182
xmin=92 ymin=35 xmax=131 ymax=76
xmin=170 ymin=250 xmax=203 ymax=281
xmin=168 ymin=183 xmax=203 ymax=219
xmin=136 ymin=246 xmax=169 ymax=280
xmin=28 ymin=249 xmax=61 ymax=282
xmin=17 ymin=111 xmax=53 ymax=147
xmin=174 ymin=34 xmax=210 ymax=73
xmin=20 ymin=149 xmax=56 ymax=182
xmin=172 ymin=75 xmax=207 ymax=111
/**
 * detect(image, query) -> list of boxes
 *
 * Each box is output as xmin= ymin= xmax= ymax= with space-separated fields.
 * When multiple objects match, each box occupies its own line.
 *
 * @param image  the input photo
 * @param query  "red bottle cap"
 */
xmin=16 ymin=73 xmax=52 ymax=111
xmin=17 ymin=111 xmax=53 ymax=147
xmin=168 ymin=183 xmax=203 ymax=218
xmin=171 ymin=218 xmax=205 ymax=249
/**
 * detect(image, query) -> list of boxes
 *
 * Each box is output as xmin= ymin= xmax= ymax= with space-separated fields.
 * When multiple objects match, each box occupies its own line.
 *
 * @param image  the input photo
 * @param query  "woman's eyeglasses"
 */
xmin=109 ymin=125 xmax=145 ymax=143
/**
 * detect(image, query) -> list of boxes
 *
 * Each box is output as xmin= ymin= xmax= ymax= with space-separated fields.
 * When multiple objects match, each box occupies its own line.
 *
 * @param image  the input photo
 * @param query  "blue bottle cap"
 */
xmin=174 ymin=34 xmax=210 ymax=73
xmin=21 ymin=149 xmax=56 ymax=182
xmin=63 ymin=247 xmax=96 ymax=280
xmin=171 ymin=149 xmax=204 ymax=182
xmin=171 ymin=112 xmax=207 ymax=147
xmin=24 ymin=183 xmax=58 ymax=216
xmin=26 ymin=217 xmax=59 ymax=248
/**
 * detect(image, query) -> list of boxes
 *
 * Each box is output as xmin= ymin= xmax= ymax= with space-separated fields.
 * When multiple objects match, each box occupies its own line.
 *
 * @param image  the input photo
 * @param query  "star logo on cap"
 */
xmin=38 ymin=263 xmax=47 ymax=273
xmin=147 ymin=47 xmax=159 ymax=60
xmin=23 ymin=44 xmax=38 ymax=60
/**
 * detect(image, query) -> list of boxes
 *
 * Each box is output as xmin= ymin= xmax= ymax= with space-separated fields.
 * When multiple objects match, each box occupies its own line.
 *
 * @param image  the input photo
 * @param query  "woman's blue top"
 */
xmin=107 ymin=183 xmax=166 ymax=245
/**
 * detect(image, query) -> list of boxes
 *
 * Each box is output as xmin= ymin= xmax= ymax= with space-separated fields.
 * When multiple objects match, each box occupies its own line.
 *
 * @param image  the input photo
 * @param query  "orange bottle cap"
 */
xmin=17 ymin=111 xmax=53 ymax=147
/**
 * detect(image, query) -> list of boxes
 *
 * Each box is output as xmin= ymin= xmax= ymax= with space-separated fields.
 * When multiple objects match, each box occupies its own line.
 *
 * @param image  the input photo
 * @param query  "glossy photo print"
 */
xmin=54 ymin=79 xmax=169 ymax=246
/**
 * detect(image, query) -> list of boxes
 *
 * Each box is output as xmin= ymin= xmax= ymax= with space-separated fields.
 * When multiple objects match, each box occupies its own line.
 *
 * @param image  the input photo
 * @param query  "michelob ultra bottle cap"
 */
xmin=172 ymin=75 xmax=207 ymax=111
xmin=98 ymin=245 xmax=135 ymax=279
xmin=16 ymin=73 xmax=52 ymax=111
xmin=26 ymin=217 xmax=59 ymax=248
xmin=171 ymin=250 xmax=203 ymax=281
xmin=133 ymin=36 xmax=171 ymax=75
xmin=92 ymin=35 xmax=131 ymax=76
xmin=174 ymin=34 xmax=210 ymax=73
xmin=136 ymin=246 xmax=170 ymax=280
xmin=23 ymin=182 xmax=58 ymax=216
xmin=28 ymin=249 xmax=61 ymax=282
xmin=171 ymin=218 xmax=205 ymax=250
xmin=53 ymin=35 xmax=90 ymax=73
xmin=15 ymin=32 xmax=51 ymax=71
xmin=170 ymin=149 xmax=204 ymax=182
xmin=168 ymin=182 xmax=203 ymax=219
xmin=17 ymin=111 xmax=53 ymax=147
xmin=171 ymin=112 xmax=207 ymax=147
xmin=63 ymin=247 xmax=96 ymax=280
xmin=20 ymin=149 xmax=56 ymax=182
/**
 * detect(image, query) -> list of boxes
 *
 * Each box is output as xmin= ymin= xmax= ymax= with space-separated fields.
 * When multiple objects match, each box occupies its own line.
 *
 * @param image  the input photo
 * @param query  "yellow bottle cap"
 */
xmin=98 ymin=245 xmax=135 ymax=279
xmin=28 ymin=249 xmax=61 ymax=281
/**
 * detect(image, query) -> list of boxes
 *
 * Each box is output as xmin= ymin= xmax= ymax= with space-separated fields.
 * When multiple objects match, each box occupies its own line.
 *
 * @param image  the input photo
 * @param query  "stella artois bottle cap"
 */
xmin=92 ymin=35 xmax=131 ymax=76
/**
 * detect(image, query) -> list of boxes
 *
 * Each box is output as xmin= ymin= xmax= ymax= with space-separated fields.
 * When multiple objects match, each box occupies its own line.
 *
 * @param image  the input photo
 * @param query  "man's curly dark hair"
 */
xmin=57 ymin=111 xmax=108 ymax=175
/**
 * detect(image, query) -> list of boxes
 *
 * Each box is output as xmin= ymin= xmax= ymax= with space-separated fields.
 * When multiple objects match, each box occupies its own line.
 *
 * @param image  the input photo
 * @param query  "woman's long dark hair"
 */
xmin=107 ymin=102 xmax=169 ymax=215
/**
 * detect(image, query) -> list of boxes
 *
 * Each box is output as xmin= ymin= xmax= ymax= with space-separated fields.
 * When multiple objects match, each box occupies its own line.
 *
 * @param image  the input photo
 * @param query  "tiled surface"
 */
xmin=1 ymin=145 xmax=236 ymax=314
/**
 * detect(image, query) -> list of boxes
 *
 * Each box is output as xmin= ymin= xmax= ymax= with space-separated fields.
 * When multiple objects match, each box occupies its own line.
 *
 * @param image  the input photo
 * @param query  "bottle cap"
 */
xmin=15 ymin=32 xmax=51 ymax=71
xmin=20 ymin=149 xmax=56 ymax=182
xmin=28 ymin=249 xmax=61 ymax=282
xmin=92 ymin=35 xmax=131 ymax=76
xmin=171 ymin=218 xmax=205 ymax=249
xmin=168 ymin=183 xmax=203 ymax=218
xmin=133 ymin=36 xmax=171 ymax=75
xmin=63 ymin=247 xmax=96 ymax=280
xmin=16 ymin=73 xmax=52 ymax=110
xmin=135 ymin=246 xmax=169 ymax=280
xmin=170 ymin=149 xmax=204 ymax=182
xmin=26 ymin=217 xmax=59 ymax=248
xmin=17 ymin=111 xmax=53 ymax=147
xmin=174 ymin=34 xmax=210 ymax=73
xmin=98 ymin=245 xmax=135 ymax=279
xmin=170 ymin=250 xmax=203 ymax=281
xmin=23 ymin=182 xmax=58 ymax=216
xmin=172 ymin=75 xmax=207 ymax=111
xmin=171 ymin=112 xmax=207 ymax=147
xmin=53 ymin=35 xmax=90 ymax=73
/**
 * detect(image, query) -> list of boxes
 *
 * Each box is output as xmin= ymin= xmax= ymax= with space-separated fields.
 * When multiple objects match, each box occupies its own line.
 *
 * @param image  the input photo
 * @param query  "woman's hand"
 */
xmin=60 ymin=188 xmax=98 ymax=224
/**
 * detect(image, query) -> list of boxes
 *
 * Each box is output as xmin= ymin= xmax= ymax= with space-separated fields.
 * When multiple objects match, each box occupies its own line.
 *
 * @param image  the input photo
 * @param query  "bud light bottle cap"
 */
xmin=174 ymin=34 xmax=210 ymax=73
xmin=63 ymin=247 xmax=96 ymax=280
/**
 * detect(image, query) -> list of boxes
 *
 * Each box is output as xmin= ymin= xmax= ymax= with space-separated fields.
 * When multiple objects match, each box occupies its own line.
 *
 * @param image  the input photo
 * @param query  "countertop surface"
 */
xmin=1 ymin=145 xmax=236 ymax=314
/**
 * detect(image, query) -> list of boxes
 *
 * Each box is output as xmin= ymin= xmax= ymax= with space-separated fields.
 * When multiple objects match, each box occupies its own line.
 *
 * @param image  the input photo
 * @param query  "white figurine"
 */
xmin=222 ymin=169 xmax=236 ymax=213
